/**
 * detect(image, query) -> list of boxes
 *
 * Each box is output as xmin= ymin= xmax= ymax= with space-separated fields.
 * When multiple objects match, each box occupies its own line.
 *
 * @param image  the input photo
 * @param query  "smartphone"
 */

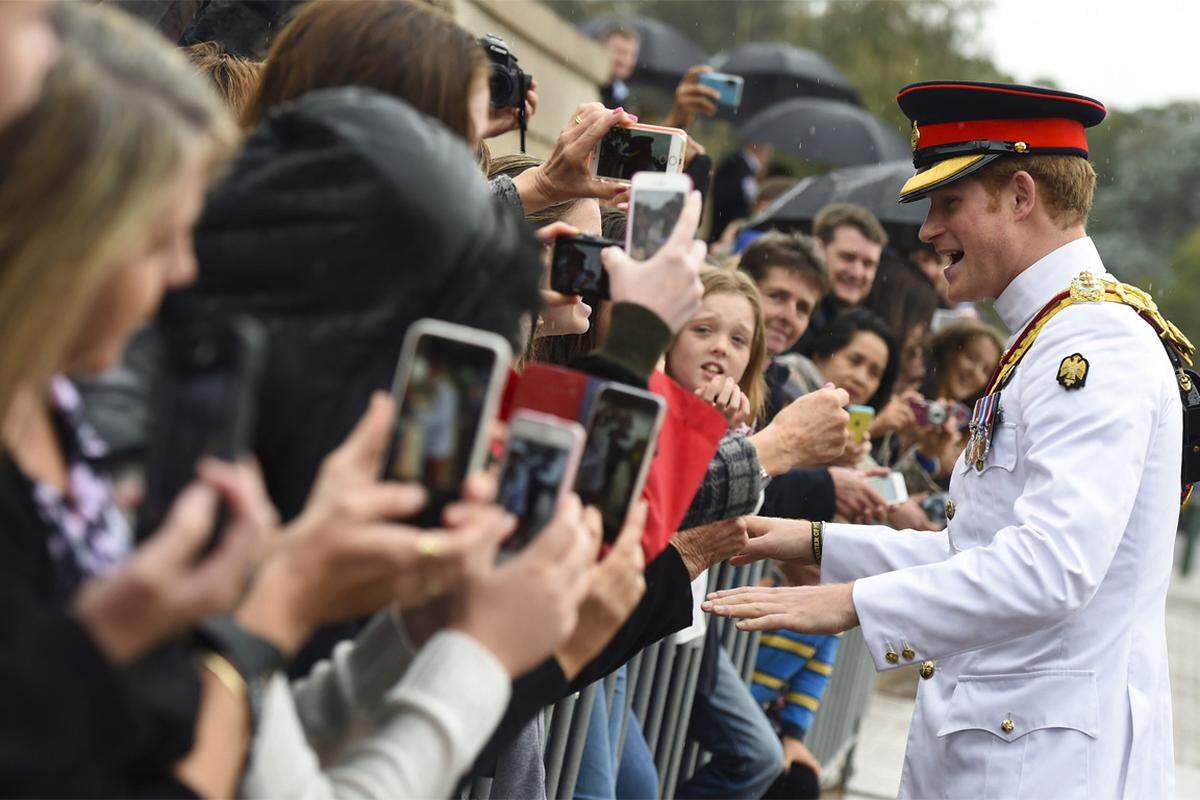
xmin=626 ymin=171 xmax=693 ymax=261
xmin=846 ymin=404 xmax=876 ymax=444
xmin=930 ymin=308 xmax=963 ymax=333
xmin=575 ymin=383 xmax=666 ymax=543
xmin=867 ymin=472 xmax=909 ymax=505
xmin=698 ymin=71 xmax=744 ymax=108
xmin=591 ymin=123 xmax=688 ymax=183
xmin=139 ymin=315 xmax=267 ymax=547
xmin=497 ymin=411 xmax=586 ymax=555
xmin=550 ymin=234 xmax=619 ymax=299
xmin=385 ymin=319 xmax=512 ymax=526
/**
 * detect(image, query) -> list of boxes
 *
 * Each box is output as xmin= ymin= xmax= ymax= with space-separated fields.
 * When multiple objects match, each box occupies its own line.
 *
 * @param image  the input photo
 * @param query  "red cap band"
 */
xmin=916 ymin=117 xmax=1088 ymax=154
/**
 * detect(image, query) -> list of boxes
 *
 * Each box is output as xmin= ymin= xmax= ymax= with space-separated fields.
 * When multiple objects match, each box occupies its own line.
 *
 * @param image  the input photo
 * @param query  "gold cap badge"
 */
xmin=911 ymin=121 xmax=921 ymax=150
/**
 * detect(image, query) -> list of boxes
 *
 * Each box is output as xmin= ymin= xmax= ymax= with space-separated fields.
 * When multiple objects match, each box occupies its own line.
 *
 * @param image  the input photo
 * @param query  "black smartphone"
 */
xmin=575 ymin=383 xmax=666 ymax=543
xmin=385 ymin=319 xmax=512 ymax=527
xmin=550 ymin=234 xmax=618 ymax=299
xmin=139 ymin=315 xmax=267 ymax=549
xmin=496 ymin=411 xmax=585 ymax=557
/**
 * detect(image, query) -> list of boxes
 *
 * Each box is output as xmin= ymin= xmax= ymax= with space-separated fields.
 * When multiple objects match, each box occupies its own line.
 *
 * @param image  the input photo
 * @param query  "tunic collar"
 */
xmin=993 ymin=236 xmax=1107 ymax=335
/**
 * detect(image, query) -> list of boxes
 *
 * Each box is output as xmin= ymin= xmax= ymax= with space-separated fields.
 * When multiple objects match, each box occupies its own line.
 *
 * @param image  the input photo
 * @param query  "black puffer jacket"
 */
xmin=167 ymin=87 xmax=541 ymax=521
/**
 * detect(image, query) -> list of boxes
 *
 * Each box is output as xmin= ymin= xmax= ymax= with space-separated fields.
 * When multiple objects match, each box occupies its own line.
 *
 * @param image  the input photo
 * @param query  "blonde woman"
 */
xmin=0 ymin=5 xmax=598 ymax=797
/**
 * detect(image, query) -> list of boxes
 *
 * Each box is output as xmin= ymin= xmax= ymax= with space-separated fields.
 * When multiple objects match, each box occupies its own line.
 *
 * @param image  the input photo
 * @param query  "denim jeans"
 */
xmin=674 ymin=648 xmax=784 ymax=799
xmin=573 ymin=665 xmax=658 ymax=800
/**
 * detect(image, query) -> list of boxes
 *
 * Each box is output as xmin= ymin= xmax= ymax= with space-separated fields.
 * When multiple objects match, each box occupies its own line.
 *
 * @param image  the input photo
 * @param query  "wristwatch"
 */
xmin=195 ymin=615 xmax=286 ymax=731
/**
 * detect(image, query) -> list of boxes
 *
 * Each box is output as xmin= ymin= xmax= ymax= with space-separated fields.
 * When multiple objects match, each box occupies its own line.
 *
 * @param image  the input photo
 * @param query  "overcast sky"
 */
xmin=978 ymin=0 xmax=1200 ymax=111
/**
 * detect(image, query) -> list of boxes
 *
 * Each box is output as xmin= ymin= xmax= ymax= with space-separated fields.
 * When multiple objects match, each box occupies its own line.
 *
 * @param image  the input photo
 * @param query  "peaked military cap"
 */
xmin=895 ymin=80 xmax=1107 ymax=203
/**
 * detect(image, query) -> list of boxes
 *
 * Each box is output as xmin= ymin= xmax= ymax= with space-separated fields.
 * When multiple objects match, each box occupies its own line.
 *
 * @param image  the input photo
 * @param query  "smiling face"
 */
xmin=919 ymin=179 xmax=1017 ymax=303
xmin=757 ymin=266 xmax=822 ymax=357
xmin=813 ymin=329 xmax=889 ymax=406
xmin=667 ymin=291 xmax=756 ymax=394
xmin=823 ymin=225 xmax=882 ymax=307
xmin=942 ymin=333 xmax=1001 ymax=401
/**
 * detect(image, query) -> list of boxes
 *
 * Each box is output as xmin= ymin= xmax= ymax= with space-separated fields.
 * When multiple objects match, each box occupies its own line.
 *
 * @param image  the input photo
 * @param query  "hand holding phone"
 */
xmin=497 ymin=411 xmax=586 ymax=555
xmin=626 ymin=171 xmax=693 ymax=261
xmin=385 ymin=319 xmax=512 ymax=526
xmin=550 ymin=234 xmax=619 ymax=299
xmin=697 ymin=72 xmax=744 ymax=109
xmin=846 ymin=404 xmax=876 ymax=444
xmin=591 ymin=123 xmax=688 ymax=183
xmin=139 ymin=315 xmax=267 ymax=548
xmin=866 ymin=472 xmax=909 ymax=506
xmin=575 ymin=384 xmax=666 ymax=543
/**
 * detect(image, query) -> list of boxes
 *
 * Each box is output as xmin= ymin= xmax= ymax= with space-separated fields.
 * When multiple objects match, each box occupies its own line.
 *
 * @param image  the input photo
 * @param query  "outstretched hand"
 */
xmin=701 ymin=582 xmax=858 ymax=634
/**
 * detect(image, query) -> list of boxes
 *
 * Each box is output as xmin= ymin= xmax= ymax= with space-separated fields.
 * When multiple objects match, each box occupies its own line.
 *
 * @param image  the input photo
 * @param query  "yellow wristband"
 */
xmin=202 ymin=651 xmax=247 ymax=701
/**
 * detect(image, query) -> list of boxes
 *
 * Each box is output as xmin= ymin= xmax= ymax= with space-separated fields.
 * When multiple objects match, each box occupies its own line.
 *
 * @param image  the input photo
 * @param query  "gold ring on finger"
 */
xmin=417 ymin=534 xmax=441 ymax=559
xmin=574 ymin=115 xmax=584 ymax=125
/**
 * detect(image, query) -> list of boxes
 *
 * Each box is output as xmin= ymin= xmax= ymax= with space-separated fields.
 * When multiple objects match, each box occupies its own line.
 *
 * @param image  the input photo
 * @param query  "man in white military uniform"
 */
xmin=704 ymin=80 xmax=1197 ymax=799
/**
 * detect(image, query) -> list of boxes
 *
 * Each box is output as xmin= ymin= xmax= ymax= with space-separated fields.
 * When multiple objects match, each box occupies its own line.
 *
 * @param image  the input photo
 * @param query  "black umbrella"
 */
xmin=749 ymin=160 xmax=930 ymax=251
xmin=709 ymin=42 xmax=859 ymax=119
xmin=737 ymin=97 xmax=909 ymax=167
xmin=581 ymin=15 xmax=709 ymax=93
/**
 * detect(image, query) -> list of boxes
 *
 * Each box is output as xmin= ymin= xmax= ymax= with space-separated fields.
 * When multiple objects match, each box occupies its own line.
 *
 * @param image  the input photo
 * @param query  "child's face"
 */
xmin=667 ymin=291 xmax=756 ymax=394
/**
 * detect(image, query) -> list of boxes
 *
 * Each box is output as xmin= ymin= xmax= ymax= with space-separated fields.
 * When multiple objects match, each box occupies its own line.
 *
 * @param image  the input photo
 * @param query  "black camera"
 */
xmin=480 ymin=34 xmax=532 ymax=110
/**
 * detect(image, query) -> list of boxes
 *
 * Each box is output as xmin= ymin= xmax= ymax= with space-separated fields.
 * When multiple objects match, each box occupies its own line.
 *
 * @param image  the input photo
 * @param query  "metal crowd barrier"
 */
xmin=464 ymin=557 xmax=877 ymax=799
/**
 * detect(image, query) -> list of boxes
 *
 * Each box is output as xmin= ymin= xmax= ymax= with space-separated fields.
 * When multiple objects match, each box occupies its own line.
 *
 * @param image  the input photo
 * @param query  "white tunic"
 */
xmin=823 ymin=237 xmax=1180 ymax=800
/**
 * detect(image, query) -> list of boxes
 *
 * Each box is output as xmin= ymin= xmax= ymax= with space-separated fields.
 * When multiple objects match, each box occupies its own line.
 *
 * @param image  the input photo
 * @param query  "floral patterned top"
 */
xmin=30 ymin=376 xmax=132 ymax=595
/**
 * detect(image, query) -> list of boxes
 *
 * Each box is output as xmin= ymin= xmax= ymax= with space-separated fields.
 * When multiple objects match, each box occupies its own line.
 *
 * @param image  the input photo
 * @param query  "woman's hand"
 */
xmin=535 ymin=222 xmax=592 ymax=337
xmin=696 ymin=374 xmax=750 ymax=428
xmin=73 ymin=460 xmax=265 ymax=665
xmin=449 ymin=495 xmax=599 ymax=677
xmin=483 ymin=78 xmax=539 ymax=139
xmin=554 ymin=501 xmax=648 ymax=679
xmin=512 ymin=103 xmax=637 ymax=213
xmin=870 ymin=390 xmax=919 ymax=438
xmin=234 ymin=394 xmax=496 ymax=657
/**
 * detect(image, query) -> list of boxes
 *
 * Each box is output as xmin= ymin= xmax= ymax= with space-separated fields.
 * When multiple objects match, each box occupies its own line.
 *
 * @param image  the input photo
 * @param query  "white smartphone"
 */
xmin=867 ymin=472 xmax=910 ymax=506
xmin=575 ymin=382 xmax=667 ymax=544
xmin=626 ymin=171 xmax=693 ymax=261
xmin=385 ymin=318 xmax=512 ymax=525
xmin=591 ymin=122 xmax=688 ymax=183
xmin=497 ymin=410 xmax=586 ymax=554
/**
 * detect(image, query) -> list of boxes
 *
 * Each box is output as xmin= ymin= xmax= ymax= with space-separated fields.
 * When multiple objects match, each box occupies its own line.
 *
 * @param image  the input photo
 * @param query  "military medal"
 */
xmin=967 ymin=392 xmax=1001 ymax=471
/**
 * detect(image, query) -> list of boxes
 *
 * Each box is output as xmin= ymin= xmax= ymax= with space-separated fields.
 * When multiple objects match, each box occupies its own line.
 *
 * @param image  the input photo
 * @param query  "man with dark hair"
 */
xmin=597 ymin=24 xmax=639 ymax=108
xmin=792 ymin=202 xmax=888 ymax=353
xmin=707 ymin=80 xmax=1195 ymax=800
xmin=737 ymin=232 xmax=890 ymax=537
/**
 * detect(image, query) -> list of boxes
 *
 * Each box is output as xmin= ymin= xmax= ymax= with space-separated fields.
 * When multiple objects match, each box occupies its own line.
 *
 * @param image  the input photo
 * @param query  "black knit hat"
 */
xmin=172 ymin=87 xmax=540 ymax=517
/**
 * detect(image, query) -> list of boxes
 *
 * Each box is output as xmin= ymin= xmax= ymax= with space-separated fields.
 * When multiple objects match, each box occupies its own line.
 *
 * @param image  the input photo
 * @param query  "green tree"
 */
xmin=1160 ymin=226 xmax=1200 ymax=354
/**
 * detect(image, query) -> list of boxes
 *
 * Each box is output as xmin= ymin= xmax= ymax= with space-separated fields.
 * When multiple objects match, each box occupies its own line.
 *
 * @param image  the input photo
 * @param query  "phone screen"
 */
xmin=867 ymin=473 xmax=908 ymax=505
xmin=576 ymin=389 xmax=662 ymax=542
xmin=597 ymin=127 xmax=677 ymax=181
xmin=551 ymin=237 xmax=612 ymax=298
xmin=388 ymin=335 xmax=498 ymax=497
xmin=498 ymin=431 xmax=573 ymax=552
xmin=628 ymin=187 xmax=686 ymax=260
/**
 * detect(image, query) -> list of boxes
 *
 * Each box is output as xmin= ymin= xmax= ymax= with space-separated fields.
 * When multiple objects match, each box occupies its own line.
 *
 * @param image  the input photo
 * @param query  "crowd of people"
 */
xmin=0 ymin=2 xmax=1011 ymax=799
